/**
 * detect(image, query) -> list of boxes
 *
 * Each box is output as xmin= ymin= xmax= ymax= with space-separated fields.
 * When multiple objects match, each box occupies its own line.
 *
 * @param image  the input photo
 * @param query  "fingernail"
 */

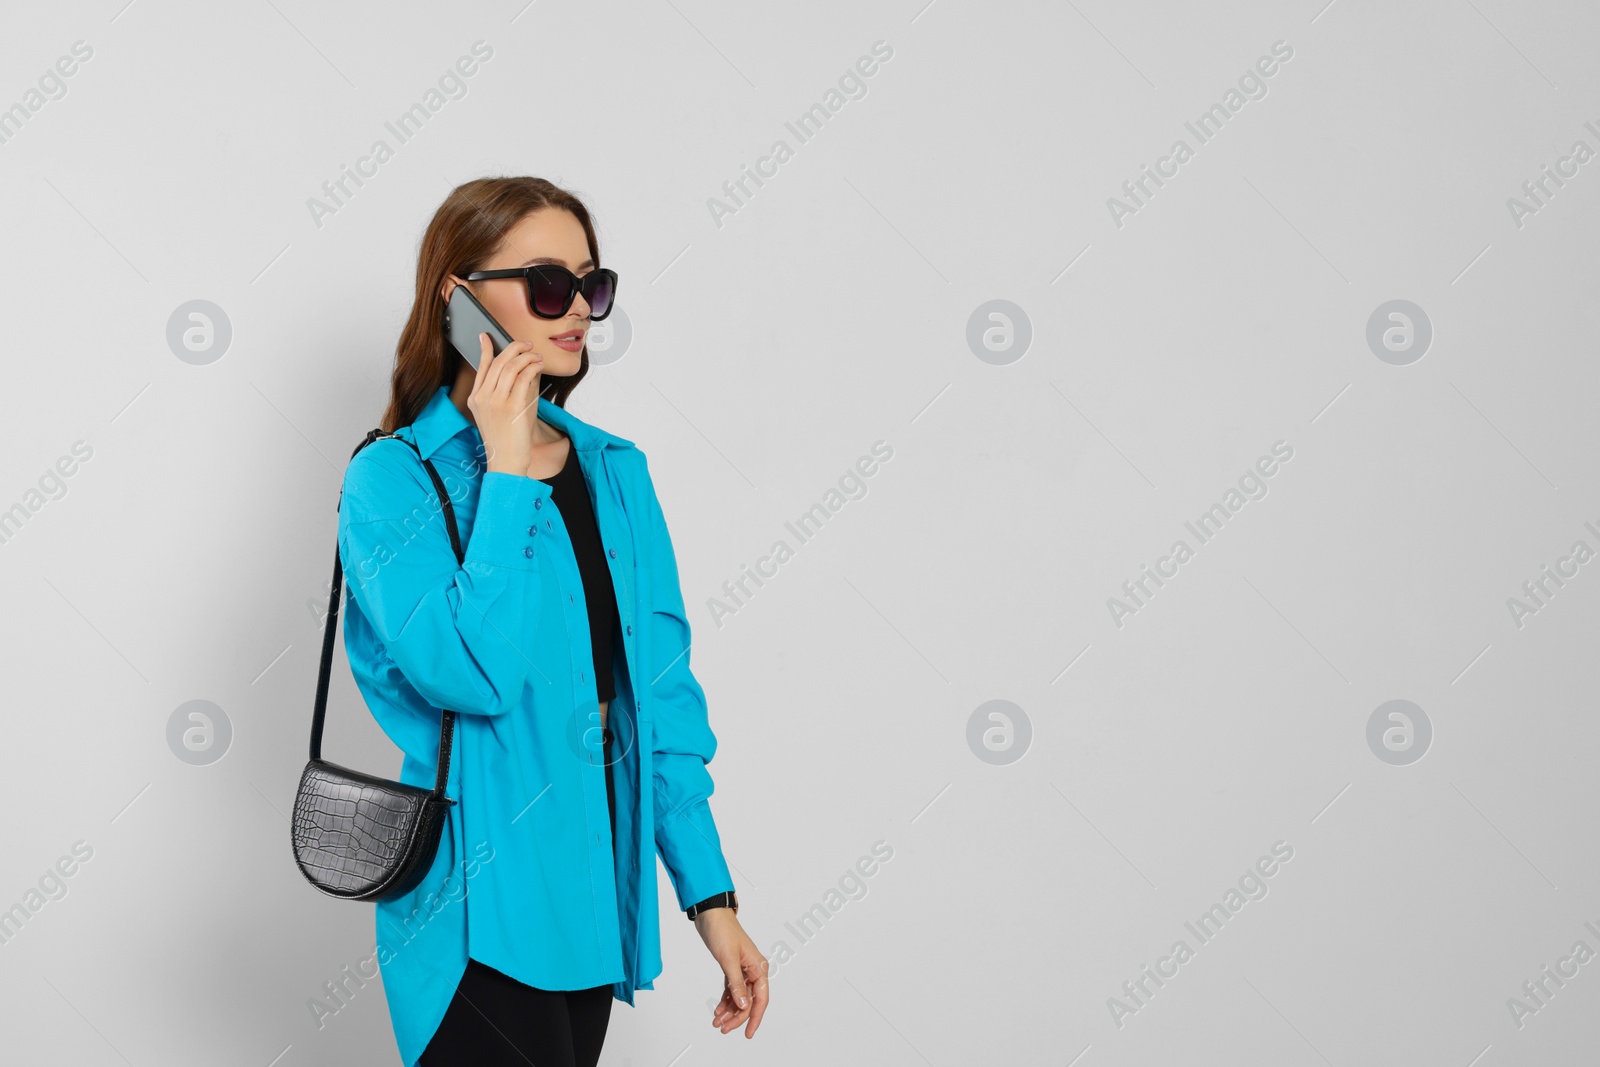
xmin=738 ymin=995 xmax=748 ymax=1007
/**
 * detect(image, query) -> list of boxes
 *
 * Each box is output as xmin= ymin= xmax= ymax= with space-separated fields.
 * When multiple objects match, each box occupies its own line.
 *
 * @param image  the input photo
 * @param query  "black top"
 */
xmin=538 ymin=437 xmax=617 ymax=703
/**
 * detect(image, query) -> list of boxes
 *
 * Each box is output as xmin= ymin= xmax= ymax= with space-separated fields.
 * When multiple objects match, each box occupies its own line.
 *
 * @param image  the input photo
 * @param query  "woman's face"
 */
xmin=444 ymin=206 xmax=597 ymax=378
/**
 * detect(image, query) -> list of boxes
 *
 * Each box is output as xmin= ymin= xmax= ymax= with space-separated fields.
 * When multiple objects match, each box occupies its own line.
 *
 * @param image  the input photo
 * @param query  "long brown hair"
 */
xmin=380 ymin=176 xmax=602 ymax=432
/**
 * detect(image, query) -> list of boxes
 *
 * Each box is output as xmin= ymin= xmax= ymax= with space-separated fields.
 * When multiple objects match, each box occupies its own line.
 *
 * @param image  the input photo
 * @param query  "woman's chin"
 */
xmin=540 ymin=351 xmax=585 ymax=377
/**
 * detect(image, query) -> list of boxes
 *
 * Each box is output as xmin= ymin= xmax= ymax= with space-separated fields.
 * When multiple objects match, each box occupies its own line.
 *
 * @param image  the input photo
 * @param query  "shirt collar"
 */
xmin=409 ymin=385 xmax=635 ymax=460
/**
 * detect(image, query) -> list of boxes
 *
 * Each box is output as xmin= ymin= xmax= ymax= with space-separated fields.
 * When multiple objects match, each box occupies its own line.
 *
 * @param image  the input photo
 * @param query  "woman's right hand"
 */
xmin=467 ymin=332 xmax=543 ymax=475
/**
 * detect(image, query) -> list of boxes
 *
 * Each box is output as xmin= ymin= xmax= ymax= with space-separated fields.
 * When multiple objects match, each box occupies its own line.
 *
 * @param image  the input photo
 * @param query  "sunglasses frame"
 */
xmin=462 ymin=264 xmax=619 ymax=321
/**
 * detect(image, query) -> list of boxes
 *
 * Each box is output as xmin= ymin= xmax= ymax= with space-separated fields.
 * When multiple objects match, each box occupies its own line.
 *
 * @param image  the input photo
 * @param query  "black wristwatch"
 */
xmin=686 ymin=890 xmax=738 ymax=921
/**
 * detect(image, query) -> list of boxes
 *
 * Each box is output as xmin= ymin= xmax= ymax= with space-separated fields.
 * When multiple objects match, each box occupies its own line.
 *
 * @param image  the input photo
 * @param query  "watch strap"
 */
xmin=686 ymin=890 xmax=738 ymax=920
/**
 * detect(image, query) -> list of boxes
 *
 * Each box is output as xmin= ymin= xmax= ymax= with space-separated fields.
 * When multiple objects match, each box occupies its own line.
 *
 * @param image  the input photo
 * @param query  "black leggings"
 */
xmin=418 ymin=958 xmax=613 ymax=1067
xmin=419 ymin=726 xmax=618 ymax=1067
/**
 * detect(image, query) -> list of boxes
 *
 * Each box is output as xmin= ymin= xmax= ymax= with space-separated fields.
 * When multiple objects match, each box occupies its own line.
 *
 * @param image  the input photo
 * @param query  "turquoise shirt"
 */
xmin=336 ymin=385 xmax=736 ymax=1065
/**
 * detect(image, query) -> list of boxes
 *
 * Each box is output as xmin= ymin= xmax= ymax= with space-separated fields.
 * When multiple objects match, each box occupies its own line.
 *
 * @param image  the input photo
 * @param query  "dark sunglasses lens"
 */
xmin=528 ymin=269 xmax=573 ymax=318
xmin=584 ymin=271 xmax=615 ymax=319
xmin=526 ymin=267 xmax=617 ymax=319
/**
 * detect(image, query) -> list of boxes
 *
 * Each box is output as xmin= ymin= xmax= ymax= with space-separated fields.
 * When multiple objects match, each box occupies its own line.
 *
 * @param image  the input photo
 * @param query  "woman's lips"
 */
xmin=550 ymin=332 xmax=584 ymax=352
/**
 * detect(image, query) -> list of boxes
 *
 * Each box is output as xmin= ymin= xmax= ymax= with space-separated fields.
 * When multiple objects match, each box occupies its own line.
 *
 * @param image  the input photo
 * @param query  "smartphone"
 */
xmin=443 ymin=282 xmax=515 ymax=370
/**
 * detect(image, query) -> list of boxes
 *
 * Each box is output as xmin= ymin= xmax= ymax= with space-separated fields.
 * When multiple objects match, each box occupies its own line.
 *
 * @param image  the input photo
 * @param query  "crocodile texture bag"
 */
xmin=291 ymin=429 xmax=462 ymax=902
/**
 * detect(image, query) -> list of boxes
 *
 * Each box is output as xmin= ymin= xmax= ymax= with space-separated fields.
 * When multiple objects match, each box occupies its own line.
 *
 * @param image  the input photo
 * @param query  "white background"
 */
xmin=2 ymin=1 xmax=1598 ymax=1064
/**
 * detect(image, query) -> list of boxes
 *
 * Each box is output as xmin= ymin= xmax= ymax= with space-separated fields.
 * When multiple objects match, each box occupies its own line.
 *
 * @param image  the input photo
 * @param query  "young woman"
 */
xmin=336 ymin=177 xmax=769 ymax=1066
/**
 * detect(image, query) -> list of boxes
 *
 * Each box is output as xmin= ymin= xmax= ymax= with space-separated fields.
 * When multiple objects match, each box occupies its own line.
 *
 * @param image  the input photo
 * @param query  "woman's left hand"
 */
xmin=693 ymin=908 xmax=769 ymax=1038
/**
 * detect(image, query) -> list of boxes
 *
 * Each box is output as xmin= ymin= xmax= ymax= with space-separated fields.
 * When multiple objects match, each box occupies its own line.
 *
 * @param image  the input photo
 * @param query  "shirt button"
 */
xmin=608 ymin=548 xmax=617 ymax=558
xmin=625 ymin=625 xmax=632 ymax=636
xmin=524 ymin=547 xmax=534 ymax=559
xmin=528 ymin=526 xmax=537 ymax=536
xmin=534 ymin=498 xmax=542 ymax=509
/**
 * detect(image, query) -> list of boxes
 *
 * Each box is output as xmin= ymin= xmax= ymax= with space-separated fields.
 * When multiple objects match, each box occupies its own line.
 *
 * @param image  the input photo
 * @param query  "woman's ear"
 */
xmin=439 ymin=274 xmax=461 ymax=304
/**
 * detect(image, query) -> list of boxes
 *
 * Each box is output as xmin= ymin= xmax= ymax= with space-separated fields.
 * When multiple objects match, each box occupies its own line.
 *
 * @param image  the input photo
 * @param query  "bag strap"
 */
xmin=310 ymin=428 xmax=465 ymax=801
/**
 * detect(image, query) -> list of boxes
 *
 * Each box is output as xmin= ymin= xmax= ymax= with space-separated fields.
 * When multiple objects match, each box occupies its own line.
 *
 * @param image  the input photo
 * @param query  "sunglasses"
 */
xmin=463 ymin=264 xmax=619 ymax=321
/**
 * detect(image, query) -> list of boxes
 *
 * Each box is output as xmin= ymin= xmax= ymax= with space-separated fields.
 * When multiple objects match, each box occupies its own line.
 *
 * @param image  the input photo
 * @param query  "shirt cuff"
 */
xmin=658 ymin=801 xmax=736 ymax=911
xmin=462 ymin=472 xmax=547 ymax=571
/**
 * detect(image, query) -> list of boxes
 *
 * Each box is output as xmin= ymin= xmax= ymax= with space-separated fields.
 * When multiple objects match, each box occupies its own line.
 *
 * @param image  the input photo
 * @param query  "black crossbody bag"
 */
xmin=290 ymin=429 xmax=462 ymax=902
